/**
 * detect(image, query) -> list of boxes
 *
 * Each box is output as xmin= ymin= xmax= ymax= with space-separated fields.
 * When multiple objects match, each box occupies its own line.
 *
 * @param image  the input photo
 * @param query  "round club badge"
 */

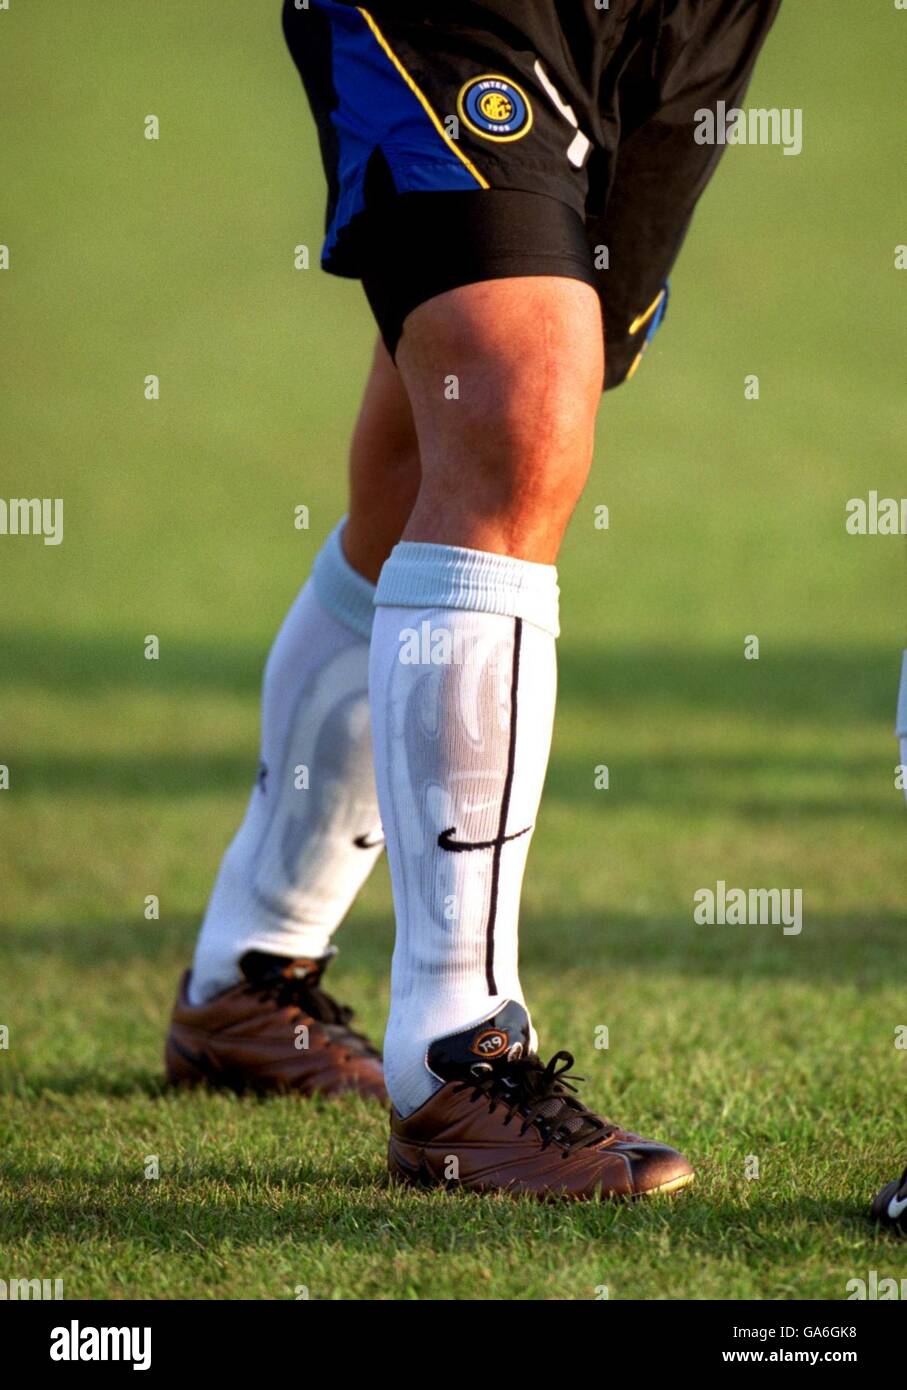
xmin=457 ymin=74 xmax=533 ymax=142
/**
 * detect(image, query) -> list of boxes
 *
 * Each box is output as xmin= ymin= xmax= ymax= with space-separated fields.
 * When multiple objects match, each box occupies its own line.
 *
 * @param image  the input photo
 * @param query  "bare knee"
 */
xmin=396 ymin=278 xmax=602 ymax=561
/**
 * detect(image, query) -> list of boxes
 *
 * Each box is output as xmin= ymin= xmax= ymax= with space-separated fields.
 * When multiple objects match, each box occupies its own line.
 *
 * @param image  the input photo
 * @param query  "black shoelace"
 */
xmin=250 ymin=970 xmax=381 ymax=1060
xmin=454 ymin=1050 xmax=618 ymax=1156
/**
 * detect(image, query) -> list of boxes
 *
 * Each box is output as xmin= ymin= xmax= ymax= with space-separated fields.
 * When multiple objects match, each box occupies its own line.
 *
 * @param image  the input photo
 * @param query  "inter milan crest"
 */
xmin=457 ymin=74 xmax=533 ymax=141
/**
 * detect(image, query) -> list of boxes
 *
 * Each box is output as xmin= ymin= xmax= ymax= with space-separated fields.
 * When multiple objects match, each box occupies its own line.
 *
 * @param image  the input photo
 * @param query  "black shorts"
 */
xmin=283 ymin=0 xmax=781 ymax=388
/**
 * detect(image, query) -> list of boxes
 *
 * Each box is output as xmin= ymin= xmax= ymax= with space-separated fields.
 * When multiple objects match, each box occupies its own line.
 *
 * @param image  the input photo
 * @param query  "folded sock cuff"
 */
xmin=374 ymin=541 xmax=560 ymax=637
xmin=312 ymin=519 xmax=376 ymax=641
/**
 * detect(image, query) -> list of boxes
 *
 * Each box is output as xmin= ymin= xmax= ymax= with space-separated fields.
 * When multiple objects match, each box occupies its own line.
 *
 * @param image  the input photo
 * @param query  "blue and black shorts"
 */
xmin=282 ymin=0 xmax=781 ymax=388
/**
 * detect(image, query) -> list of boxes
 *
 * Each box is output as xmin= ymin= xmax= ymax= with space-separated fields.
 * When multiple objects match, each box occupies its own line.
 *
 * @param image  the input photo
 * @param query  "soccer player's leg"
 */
xmin=165 ymin=341 xmax=419 ymax=1099
xmin=897 ymin=650 xmax=907 ymax=806
xmin=167 ymin=0 xmax=598 ymax=1101
xmin=370 ymin=275 xmax=693 ymax=1198
xmin=869 ymin=656 xmax=907 ymax=1231
xmin=345 ymin=338 xmax=421 ymax=583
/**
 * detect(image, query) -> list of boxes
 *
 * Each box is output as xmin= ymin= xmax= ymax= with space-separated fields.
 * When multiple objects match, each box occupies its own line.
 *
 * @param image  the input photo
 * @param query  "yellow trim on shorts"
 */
xmin=626 ymin=347 xmax=646 ymax=381
xmin=356 ymin=8 xmax=490 ymax=190
xmin=628 ymin=288 xmax=667 ymax=336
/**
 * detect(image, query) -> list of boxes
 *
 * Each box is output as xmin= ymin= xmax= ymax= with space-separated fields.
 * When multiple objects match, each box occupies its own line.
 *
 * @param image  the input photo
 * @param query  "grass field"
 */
xmin=1 ymin=1 xmax=906 ymax=1300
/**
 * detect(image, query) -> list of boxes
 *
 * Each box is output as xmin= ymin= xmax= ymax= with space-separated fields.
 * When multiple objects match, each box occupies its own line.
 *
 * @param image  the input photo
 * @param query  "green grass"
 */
xmin=1 ymin=1 xmax=906 ymax=1300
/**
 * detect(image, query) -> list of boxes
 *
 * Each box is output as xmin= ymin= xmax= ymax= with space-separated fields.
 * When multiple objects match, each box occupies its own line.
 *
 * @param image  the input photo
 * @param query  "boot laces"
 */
xmin=455 ymin=1049 xmax=617 ymax=1155
xmin=250 ymin=969 xmax=381 ymax=1060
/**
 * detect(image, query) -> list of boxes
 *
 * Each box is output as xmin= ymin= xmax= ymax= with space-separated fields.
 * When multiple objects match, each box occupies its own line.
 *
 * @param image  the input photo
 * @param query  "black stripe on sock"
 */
xmin=485 ymin=616 xmax=523 ymax=994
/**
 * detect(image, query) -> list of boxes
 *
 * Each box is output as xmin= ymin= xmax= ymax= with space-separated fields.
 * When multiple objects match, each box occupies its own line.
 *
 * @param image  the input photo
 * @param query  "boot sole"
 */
xmin=389 ymin=1156 xmax=695 ymax=1200
xmin=639 ymin=1171 xmax=695 ymax=1197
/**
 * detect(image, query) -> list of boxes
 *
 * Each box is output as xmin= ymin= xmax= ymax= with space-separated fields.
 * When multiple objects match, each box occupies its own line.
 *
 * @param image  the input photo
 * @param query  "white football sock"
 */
xmin=189 ymin=521 xmax=385 ymax=1003
xmin=897 ymin=650 xmax=907 ymax=807
xmin=370 ymin=542 xmax=559 ymax=1116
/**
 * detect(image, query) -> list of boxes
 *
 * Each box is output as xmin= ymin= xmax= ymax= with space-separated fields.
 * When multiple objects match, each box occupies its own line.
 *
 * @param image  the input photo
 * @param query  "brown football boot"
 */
xmin=165 ymin=951 xmax=386 ymax=1101
xmin=388 ymin=1002 xmax=693 ymax=1199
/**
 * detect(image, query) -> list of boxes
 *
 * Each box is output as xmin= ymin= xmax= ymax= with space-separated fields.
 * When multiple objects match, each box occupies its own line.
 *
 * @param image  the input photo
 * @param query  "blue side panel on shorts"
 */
xmin=646 ymin=282 xmax=669 ymax=343
xmin=313 ymin=1 xmax=481 ymax=266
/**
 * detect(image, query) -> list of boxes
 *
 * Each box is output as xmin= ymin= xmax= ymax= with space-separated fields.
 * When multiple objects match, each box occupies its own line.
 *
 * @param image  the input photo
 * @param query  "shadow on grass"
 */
xmin=1 ymin=627 xmax=898 ymax=720
xmin=2 ymin=1069 xmax=173 ymax=1100
xmin=3 ymin=631 xmax=899 ymax=821
xmin=0 ymin=903 xmax=903 ymax=990
xmin=2 ymin=1069 xmax=389 ymax=1104
xmin=543 ymin=750 xmax=898 ymax=821
xmin=0 ymin=1162 xmax=878 ymax=1255
xmin=555 ymin=642 xmax=900 ymax=726
xmin=4 ymin=748 xmax=900 ymax=822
